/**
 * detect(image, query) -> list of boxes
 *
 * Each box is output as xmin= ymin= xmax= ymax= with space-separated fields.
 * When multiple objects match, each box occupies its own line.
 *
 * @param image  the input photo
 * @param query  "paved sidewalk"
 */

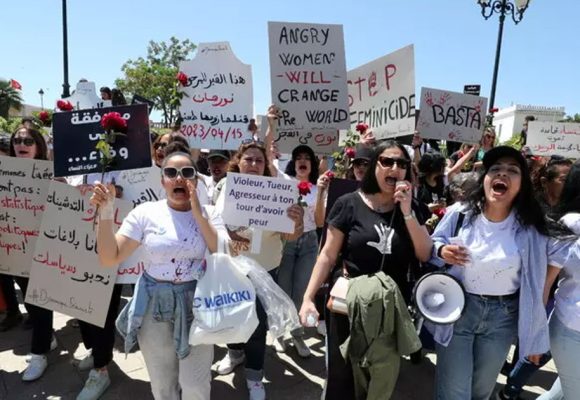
xmin=0 ymin=308 xmax=559 ymax=400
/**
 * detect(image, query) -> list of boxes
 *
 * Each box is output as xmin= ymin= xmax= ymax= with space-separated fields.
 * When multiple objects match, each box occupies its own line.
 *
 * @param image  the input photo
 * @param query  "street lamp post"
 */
xmin=61 ymin=0 xmax=71 ymax=98
xmin=38 ymin=89 xmax=45 ymax=109
xmin=478 ymin=0 xmax=530 ymax=121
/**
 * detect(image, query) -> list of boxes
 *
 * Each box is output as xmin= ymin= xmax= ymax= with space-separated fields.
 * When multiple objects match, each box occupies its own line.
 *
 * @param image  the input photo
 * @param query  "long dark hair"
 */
xmin=533 ymin=156 xmax=573 ymax=204
xmin=556 ymin=160 xmax=580 ymax=217
xmin=465 ymin=156 xmax=549 ymax=235
xmin=360 ymin=140 xmax=412 ymax=194
xmin=9 ymin=126 xmax=48 ymax=161
xmin=285 ymin=145 xmax=318 ymax=184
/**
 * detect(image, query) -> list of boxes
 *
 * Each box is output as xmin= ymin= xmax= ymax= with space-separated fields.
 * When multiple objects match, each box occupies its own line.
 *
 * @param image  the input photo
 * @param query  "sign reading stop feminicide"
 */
xmin=221 ymin=173 xmax=298 ymax=234
xmin=178 ymin=42 xmax=253 ymax=150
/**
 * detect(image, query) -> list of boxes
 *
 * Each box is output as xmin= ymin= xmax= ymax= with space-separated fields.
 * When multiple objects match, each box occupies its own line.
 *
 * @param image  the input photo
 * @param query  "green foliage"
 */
xmin=501 ymin=133 xmax=523 ymax=150
xmin=115 ymin=37 xmax=196 ymax=128
xmin=0 ymin=80 xmax=23 ymax=119
xmin=0 ymin=116 xmax=23 ymax=134
xmin=560 ymin=113 xmax=580 ymax=123
xmin=332 ymin=130 xmax=360 ymax=178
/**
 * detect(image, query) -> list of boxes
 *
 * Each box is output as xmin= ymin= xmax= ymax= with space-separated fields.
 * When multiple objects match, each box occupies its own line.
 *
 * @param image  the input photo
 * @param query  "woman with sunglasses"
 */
xmin=212 ymin=140 xmax=304 ymax=400
xmin=91 ymin=150 xmax=218 ymax=400
xmin=473 ymin=127 xmax=496 ymax=170
xmin=299 ymin=141 xmax=433 ymax=399
xmin=0 ymin=127 xmax=57 ymax=382
xmin=430 ymin=146 xmax=576 ymax=400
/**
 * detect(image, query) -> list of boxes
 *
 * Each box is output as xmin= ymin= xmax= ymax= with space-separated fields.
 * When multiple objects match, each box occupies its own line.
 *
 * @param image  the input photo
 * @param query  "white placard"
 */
xmin=273 ymin=129 xmax=339 ymax=155
xmin=178 ymin=42 xmax=253 ymax=150
xmin=63 ymin=81 xmax=111 ymax=110
xmin=347 ymin=45 xmax=415 ymax=139
xmin=527 ymin=122 xmax=580 ymax=158
xmin=116 ymin=165 xmax=165 ymax=208
xmin=0 ymin=157 xmax=54 ymax=277
xmin=416 ymin=87 xmax=488 ymax=144
xmin=221 ymin=173 xmax=298 ymax=233
xmin=268 ymin=21 xmax=350 ymax=136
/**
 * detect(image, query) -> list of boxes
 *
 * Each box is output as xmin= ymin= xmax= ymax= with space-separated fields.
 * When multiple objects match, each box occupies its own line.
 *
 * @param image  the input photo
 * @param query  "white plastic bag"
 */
xmin=189 ymin=236 xmax=259 ymax=345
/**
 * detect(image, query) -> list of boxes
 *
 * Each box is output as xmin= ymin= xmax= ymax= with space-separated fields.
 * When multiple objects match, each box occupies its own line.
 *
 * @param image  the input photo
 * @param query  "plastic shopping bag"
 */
xmin=189 ymin=237 xmax=259 ymax=345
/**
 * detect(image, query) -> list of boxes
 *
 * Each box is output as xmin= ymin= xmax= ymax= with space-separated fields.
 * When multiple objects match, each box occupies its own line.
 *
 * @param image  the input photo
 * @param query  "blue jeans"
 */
xmin=436 ymin=293 xmax=518 ymax=400
xmin=549 ymin=313 xmax=580 ymax=398
xmin=277 ymin=230 xmax=318 ymax=337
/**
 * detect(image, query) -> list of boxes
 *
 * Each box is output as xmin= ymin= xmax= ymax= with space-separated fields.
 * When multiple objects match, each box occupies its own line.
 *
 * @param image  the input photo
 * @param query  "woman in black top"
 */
xmin=299 ymin=140 xmax=433 ymax=399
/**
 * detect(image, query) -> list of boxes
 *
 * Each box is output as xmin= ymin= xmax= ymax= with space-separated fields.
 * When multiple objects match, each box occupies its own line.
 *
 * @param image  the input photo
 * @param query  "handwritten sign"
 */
xmin=0 ymin=157 xmax=53 ymax=277
xmin=347 ymin=45 xmax=415 ymax=139
xmin=63 ymin=81 xmax=111 ymax=110
xmin=268 ymin=21 xmax=350 ymax=139
xmin=274 ymin=129 xmax=339 ymax=155
xmin=221 ymin=173 xmax=298 ymax=233
xmin=52 ymin=104 xmax=151 ymax=177
xmin=416 ymin=87 xmax=487 ymax=144
xmin=116 ymin=165 xmax=165 ymax=208
xmin=527 ymin=122 xmax=580 ymax=158
xmin=178 ymin=42 xmax=253 ymax=150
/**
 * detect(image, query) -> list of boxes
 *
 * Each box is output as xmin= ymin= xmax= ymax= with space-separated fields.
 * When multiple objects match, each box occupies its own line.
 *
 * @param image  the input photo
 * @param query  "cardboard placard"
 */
xmin=527 ymin=122 xmax=580 ymax=158
xmin=178 ymin=42 xmax=253 ymax=150
xmin=0 ymin=157 xmax=54 ymax=277
xmin=221 ymin=173 xmax=298 ymax=233
xmin=63 ymin=81 xmax=111 ymax=110
xmin=268 ymin=21 xmax=350 ymax=137
xmin=52 ymin=104 xmax=152 ymax=177
xmin=273 ymin=129 xmax=339 ymax=155
xmin=417 ymin=87 xmax=487 ymax=144
xmin=347 ymin=45 xmax=415 ymax=139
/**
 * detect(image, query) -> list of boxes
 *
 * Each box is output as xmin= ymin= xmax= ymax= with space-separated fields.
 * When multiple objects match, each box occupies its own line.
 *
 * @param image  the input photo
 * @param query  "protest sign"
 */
xmin=221 ymin=173 xmax=298 ymax=233
xmin=417 ymin=87 xmax=487 ymax=144
xmin=63 ymin=81 xmax=111 ymax=110
xmin=527 ymin=122 xmax=580 ymax=158
xmin=52 ymin=103 xmax=151 ymax=177
xmin=131 ymin=94 xmax=155 ymax=115
xmin=268 ymin=21 xmax=350 ymax=140
xmin=347 ymin=45 xmax=415 ymax=139
xmin=0 ymin=157 xmax=53 ymax=277
xmin=116 ymin=165 xmax=165 ymax=208
xmin=273 ymin=129 xmax=339 ymax=155
xmin=178 ymin=42 xmax=253 ymax=150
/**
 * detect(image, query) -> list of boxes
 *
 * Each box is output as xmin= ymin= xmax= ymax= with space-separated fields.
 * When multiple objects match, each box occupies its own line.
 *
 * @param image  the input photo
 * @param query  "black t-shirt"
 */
xmin=327 ymin=191 xmax=427 ymax=295
xmin=417 ymin=176 xmax=445 ymax=206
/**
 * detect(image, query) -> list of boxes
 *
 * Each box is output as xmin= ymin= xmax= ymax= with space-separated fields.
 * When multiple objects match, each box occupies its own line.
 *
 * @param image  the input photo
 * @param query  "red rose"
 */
xmin=176 ymin=72 xmax=188 ymax=86
xmin=101 ymin=112 xmax=127 ymax=133
xmin=325 ymin=171 xmax=335 ymax=179
xmin=297 ymin=181 xmax=312 ymax=196
xmin=434 ymin=208 xmax=446 ymax=219
xmin=39 ymin=111 xmax=50 ymax=122
xmin=345 ymin=147 xmax=356 ymax=158
xmin=489 ymin=107 xmax=499 ymax=114
xmin=355 ymin=123 xmax=368 ymax=134
xmin=56 ymin=100 xmax=74 ymax=111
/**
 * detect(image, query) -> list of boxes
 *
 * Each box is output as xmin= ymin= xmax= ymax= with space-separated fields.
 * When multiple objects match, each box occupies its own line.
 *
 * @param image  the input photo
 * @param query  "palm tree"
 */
xmin=0 ymin=79 xmax=24 ymax=119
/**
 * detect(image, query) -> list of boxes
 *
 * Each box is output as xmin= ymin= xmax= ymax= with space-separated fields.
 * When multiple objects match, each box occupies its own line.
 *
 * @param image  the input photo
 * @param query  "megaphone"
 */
xmin=412 ymin=272 xmax=465 ymax=325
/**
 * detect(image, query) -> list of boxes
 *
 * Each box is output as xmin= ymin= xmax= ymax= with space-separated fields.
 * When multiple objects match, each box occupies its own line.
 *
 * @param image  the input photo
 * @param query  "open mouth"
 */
xmin=298 ymin=165 xmax=307 ymax=171
xmin=385 ymin=177 xmax=397 ymax=186
xmin=491 ymin=181 xmax=508 ymax=195
xmin=173 ymin=187 xmax=187 ymax=195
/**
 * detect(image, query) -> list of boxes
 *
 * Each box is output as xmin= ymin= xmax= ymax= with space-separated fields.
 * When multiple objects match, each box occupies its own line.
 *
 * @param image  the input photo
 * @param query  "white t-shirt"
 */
xmin=554 ymin=213 xmax=580 ymax=332
xmin=458 ymin=212 xmax=522 ymax=295
xmin=118 ymin=200 xmax=210 ymax=283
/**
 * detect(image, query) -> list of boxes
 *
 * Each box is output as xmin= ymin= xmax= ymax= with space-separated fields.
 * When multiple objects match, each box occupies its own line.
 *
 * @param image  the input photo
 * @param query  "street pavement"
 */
xmin=0 ymin=303 xmax=560 ymax=400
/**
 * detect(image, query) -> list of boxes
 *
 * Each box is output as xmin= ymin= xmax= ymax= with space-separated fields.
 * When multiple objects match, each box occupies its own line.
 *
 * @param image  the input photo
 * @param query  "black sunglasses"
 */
xmin=154 ymin=142 xmax=168 ymax=150
xmin=353 ymin=159 xmax=369 ymax=167
xmin=378 ymin=156 xmax=410 ymax=170
xmin=241 ymin=138 xmax=265 ymax=146
xmin=13 ymin=137 xmax=35 ymax=146
xmin=162 ymin=166 xmax=196 ymax=179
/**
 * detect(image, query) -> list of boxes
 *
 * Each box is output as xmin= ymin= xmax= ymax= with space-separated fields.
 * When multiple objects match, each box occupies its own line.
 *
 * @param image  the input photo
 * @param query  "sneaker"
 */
xmin=0 ymin=312 xmax=23 ymax=332
xmin=316 ymin=320 xmax=327 ymax=336
xmin=215 ymin=350 xmax=245 ymax=375
xmin=292 ymin=337 xmax=311 ymax=358
xmin=76 ymin=369 xmax=110 ymax=400
xmin=50 ymin=336 xmax=58 ymax=351
xmin=247 ymin=379 xmax=266 ymax=400
xmin=75 ymin=353 xmax=95 ymax=372
xmin=22 ymin=354 xmax=48 ymax=381
xmin=273 ymin=337 xmax=287 ymax=353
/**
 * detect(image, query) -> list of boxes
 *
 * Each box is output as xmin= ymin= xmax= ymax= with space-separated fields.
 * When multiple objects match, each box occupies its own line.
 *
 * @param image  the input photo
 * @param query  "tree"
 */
xmin=115 ymin=37 xmax=196 ymax=127
xmin=560 ymin=113 xmax=580 ymax=123
xmin=0 ymin=79 xmax=23 ymax=119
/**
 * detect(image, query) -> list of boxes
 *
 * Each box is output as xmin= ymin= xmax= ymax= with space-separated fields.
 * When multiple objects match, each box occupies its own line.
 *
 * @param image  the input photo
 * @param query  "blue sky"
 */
xmin=3 ymin=0 xmax=579 ymax=120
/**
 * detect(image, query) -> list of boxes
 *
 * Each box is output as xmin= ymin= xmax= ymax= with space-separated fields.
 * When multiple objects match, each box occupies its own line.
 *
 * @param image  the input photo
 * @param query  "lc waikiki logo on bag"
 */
xmin=193 ymin=290 xmax=252 ymax=309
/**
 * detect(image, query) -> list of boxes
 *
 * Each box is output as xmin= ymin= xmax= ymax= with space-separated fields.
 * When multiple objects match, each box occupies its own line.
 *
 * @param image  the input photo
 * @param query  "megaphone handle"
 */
xmin=414 ymin=316 xmax=424 ymax=335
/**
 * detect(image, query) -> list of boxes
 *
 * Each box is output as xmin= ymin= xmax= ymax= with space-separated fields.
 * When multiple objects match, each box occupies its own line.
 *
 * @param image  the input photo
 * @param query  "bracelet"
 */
xmin=403 ymin=211 xmax=415 ymax=221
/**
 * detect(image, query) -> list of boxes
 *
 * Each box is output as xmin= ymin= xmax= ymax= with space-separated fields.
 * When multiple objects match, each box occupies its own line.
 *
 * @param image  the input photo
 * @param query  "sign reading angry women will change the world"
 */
xmin=268 ymin=22 xmax=350 ymax=136
xmin=417 ymin=87 xmax=488 ymax=144
xmin=178 ymin=42 xmax=253 ymax=150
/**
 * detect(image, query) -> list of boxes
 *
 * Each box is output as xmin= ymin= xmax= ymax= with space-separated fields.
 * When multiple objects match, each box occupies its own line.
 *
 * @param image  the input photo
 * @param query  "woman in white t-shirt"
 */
xmin=542 ymin=160 xmax=580 ymax=399
xmin=90 ymin=151 xmax=218 ymax=400
xmin=431 ymin=146 xmax=573 ymax=400
xmin=212 ymin=140 xmax=304 ymax=400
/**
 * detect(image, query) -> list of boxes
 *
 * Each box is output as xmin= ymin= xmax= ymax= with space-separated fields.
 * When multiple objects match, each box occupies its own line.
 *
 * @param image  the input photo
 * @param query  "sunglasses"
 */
xmin=154 ymin=142 xmax=168 ymax=150
xmin=162 ymin=166 xmax=196 ymax=179
xmin=353 ymin=159 xmax=369 ymax=168
xmin=378 ymin=156 xmax=410 ymax=169
xmin=241 ymin=138 xmax=265 ymax=146
xmin=13 ymin=137 xmax=35 ymax=146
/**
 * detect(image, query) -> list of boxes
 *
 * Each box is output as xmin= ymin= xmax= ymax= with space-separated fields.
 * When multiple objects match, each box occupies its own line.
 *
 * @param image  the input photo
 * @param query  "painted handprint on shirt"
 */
xmin=366 ymin=223 xmax=395 ymax=255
